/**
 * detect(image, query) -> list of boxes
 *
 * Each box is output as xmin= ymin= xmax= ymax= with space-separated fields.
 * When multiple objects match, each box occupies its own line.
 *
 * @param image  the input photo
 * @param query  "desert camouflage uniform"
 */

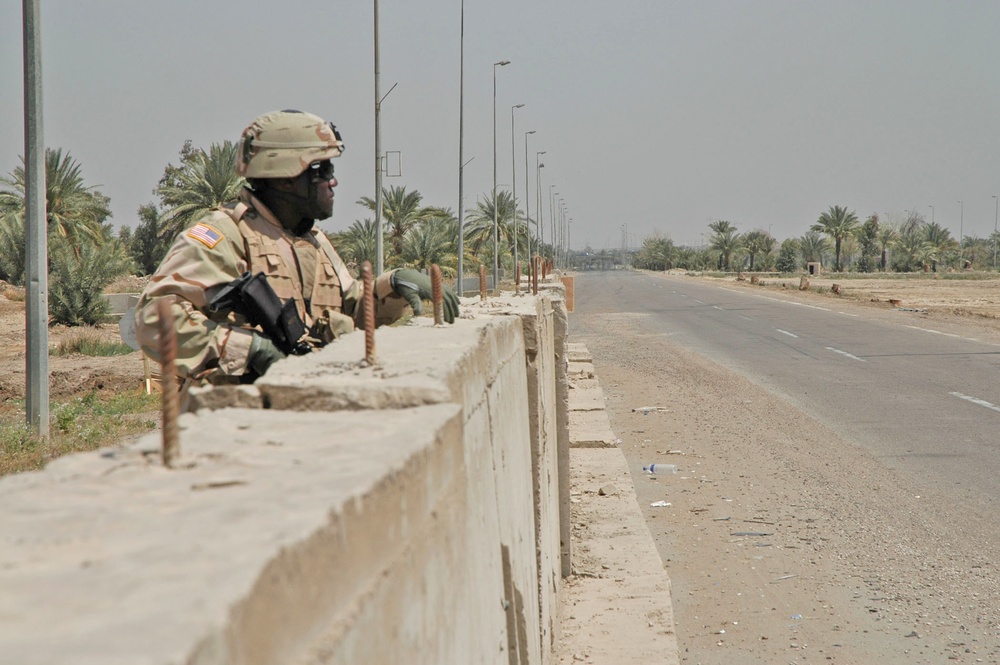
xmin=135 ymin=188 xmax=407 ymax=386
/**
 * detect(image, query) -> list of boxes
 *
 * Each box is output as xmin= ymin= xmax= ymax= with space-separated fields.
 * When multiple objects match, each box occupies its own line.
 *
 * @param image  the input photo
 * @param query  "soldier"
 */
xmin=136 ymin=109 xmax=459 ymax=390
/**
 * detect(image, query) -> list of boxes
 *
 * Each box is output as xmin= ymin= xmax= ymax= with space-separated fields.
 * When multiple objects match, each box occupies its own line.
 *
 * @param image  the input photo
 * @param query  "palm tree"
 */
xmin=636 ymin=234 xmax=677 ymax=271
xmin=741 ymin=229 xmax=776 ymax=271
xmin=892 ymin=225 xmax=932 ymax=272
xmin=707 ymin=220 xmax=740 ymax=271
xmin=0 ymin=148 xmax=110 ymax=248
xmin=922 ymin=222 xmax=958 ymax=272
xmin=463 ymin=190 xmax=518 ymax=267
xmin=330 ymin=218 xmax=380 ymax=268
xmin=357 ymin=186 xmax=439 ymax=259
xmin=877 ymin=224 xmax=898 ymax=272
xmin=799 ymin=231 xmax=830 ymax=266
xmin=155 ymin=141 xmax=244 ymax=241
xmin=811 ymin=206 xmax=859 ymax=272
xmin=400 ymin=213 xmax=458 ymax=274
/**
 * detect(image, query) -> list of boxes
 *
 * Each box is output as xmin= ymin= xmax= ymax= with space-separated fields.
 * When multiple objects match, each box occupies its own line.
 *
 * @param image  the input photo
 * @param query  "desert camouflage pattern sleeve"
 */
xmin=135 ymin=212 xmax=255 ymax=381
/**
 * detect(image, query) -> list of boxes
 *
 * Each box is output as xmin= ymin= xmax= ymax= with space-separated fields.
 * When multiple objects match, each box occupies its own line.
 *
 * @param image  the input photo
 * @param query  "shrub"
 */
xmin=48 ymin=237 xmax=134 ymax=326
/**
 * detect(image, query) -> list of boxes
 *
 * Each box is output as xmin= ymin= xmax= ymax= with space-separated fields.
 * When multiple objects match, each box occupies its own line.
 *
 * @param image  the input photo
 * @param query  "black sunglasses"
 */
xmin=308 ymin=160 xmax=335 ymax=182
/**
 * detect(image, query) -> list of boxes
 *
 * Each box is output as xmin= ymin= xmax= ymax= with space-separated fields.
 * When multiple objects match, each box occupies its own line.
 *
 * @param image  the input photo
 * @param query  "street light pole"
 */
xmin=958 ymin=200 xmax=964 ymax=266
xmin=492 ymin=59 xmax=510 ymax=291
xmin=523 ymin=130 xmax=535 ymax=265
xmin=549 ymin=185 xmax=557 ymax=263
xmin=535 ymin=151 xmax=545 ymax=253
xmin=374 ymin=0 xmax=384 ymax=275
xmin=993 ymin=195 xmax=999 ymax=271
xmin=929 ymin=204 xmax=934 ymax=225
xmin=456 ymin=0 xmax=466 ymax=294
xmin=510 ymin=103 xmax=524 ymax=293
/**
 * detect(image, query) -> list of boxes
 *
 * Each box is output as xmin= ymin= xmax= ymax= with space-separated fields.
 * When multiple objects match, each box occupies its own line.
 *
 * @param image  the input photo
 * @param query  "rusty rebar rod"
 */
xmin=514 ymin=262 xmax=521 ymax=296
xmin=479 ymin=264 xmax=487 ymax=301
xmin=155 ymin=299 xmax=180 ymax=468
xmin=430 ymin=264 xmax=444 ymax=325
xmin=362 ymin=261 xmax=376 ymax=365
xmin=532 ymin=256 xmax=539 ymax=295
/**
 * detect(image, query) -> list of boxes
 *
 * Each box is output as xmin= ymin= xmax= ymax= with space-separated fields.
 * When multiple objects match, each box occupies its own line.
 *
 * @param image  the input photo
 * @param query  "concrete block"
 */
xmin=567 ymin=384 xmax=606 ymax=412
xmin=0 ymin=405 xmax=523 ymax=665
xmin=569 ymin=409 xmax=619 ymax=448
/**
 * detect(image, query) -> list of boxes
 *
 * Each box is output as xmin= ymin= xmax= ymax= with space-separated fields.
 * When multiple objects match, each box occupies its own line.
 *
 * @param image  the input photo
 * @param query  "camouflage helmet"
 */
xmin=236 ymin=109 xmax=345 ymax=179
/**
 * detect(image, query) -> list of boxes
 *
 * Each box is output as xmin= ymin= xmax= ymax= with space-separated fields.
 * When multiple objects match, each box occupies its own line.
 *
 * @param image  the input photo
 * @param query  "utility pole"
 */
xmin=23 ymin=0 xmax=49 ymax=437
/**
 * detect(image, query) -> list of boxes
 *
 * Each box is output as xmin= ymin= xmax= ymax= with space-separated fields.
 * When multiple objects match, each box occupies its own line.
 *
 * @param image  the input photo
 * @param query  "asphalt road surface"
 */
xmin=572 ymin=269 xmax=1000 ymax=664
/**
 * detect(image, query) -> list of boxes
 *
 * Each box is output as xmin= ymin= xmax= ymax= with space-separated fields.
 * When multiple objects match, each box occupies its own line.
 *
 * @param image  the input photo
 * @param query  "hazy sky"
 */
xmin=2 ymin=1 xmax=999 ymax=251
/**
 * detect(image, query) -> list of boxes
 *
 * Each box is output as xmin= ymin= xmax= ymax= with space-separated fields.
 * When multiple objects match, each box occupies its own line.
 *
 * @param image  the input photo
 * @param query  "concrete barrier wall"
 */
xmin=0 ymin=293 xmax=567 ymax=665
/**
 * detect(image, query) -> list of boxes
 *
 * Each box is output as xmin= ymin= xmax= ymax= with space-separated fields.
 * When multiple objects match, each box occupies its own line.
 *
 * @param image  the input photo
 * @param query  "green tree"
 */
xmin=331 ymin=218 xmax=380 ymax=268
xmin=922 ymin=221 xmax=957 ymax=272
xmin=636 ymin=234 xmax=677 ymax=271
xmin=854 ymin=214 xmax=880 ymax=273
xmin=708 ymin=220 xmax=740 ymax=271
xmin=463 ymin=190 xmax=518 ymax=268
xmin=400 ymin=212 xmax=458 ymax=275
xmin=155 ymin=140 xmax=244 ymax=242
xmin=357 ymin=186 xmax=440 ymax=260
xmin=775 ymin=238 xmax=800 ymax=273
xmin=876 ymin=223 xmax=898 ymax=272
xmin=811 ymin=205 xmax=859 ymax=272
xmin=0 ymin=148 xmax=111 ymax=249
xmin=48 ymin=235 xmax=135 ymax=325
xmin=125 ymin=203 xmax=171 ymax=274
xmin=799 ymin=231 xmax=829 ymax=266
xmin=741 ymin=229 xmax=775 ymax=271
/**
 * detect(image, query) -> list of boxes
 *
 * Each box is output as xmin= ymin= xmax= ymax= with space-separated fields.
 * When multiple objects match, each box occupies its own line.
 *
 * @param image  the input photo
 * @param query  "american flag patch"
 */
xmin=187 ymin=223 xmax=223 ymax=249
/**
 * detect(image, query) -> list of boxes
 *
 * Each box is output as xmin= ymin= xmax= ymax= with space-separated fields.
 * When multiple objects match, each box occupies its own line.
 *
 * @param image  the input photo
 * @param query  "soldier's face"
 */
xmin=298 ymin=160 xmax=337 ymax=220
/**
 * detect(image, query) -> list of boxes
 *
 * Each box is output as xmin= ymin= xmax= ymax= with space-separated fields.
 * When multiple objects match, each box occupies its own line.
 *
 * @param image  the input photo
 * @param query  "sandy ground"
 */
xmin=0 ymin=297 xmax=147 ymax=408
xmin=573 ymin=271 xmax=1000 ymax=664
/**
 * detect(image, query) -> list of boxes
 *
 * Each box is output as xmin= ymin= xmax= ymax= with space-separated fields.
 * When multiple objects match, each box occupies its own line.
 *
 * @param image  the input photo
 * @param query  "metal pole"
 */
xmin=374 ymin=0 xmax=384 ymax=275
xmin=549 ymin=185 xmax=556 ymax=262
xmin=510 ymin=104 xmax=523 ymax=293
xmin=456 ymin=0 xmax=465 ymax=294
xmin=492 ymin=60 xmax=509 ymax=290
xmin=535 ymin=153 xmax=545 ymax=253
xmin=23 ymin=0 xmax=48 ymax=437
xmin=958 ymin=200 xmax=963 ymax=265
xmin=994 ymin=195 xmax=999 ymax=271
xmin=524 ymin=130 xmax=534 ymax=266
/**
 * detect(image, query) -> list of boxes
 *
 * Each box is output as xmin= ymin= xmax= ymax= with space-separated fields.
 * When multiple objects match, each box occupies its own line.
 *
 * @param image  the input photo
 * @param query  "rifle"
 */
xmin=208 ymin=272 xmax=313 ymax=356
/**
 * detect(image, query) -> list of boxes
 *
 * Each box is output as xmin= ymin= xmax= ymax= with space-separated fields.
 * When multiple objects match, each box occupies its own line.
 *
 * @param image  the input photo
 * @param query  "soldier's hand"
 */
xmin=247 ymin=333 xmax=286 ymax=378
xmin=390 ymin=268 xmax=459 ymax=323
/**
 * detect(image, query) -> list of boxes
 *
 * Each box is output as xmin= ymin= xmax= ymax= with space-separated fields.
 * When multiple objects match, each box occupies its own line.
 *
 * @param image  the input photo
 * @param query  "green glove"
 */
xmin=391 ymin=268 xmax=460 ymax=323
xmin=246 ymin=333 xmax=286 ymax=378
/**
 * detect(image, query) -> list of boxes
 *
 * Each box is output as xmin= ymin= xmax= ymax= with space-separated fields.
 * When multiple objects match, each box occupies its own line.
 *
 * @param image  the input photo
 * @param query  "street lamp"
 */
xmin=535 ymin=151 xmax=545 ymax=250
xmin=993 ymin=195 xmax=999 ymax=271
xmin=510 ymin=103 xmax=524 ymax=293
xmin=492 ymin=59 xmax=510 ymax=291
xmin=456 ymin=0 xmax=466 ymax=293
xmin=958 ymin=200 xmax=964 ymax=266
xmin=928 ymin=204 xmax=934 ymax=225
xmin=549 ymin=185 xmax=557 ymax=262
xmin=523 ymin=130 xmax=535 ymax=267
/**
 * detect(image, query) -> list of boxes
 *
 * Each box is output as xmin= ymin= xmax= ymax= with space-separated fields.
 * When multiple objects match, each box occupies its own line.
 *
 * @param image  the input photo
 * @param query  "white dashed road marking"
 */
xmin=776 ymin=329 xmax=798 ymax=338
xmin=950 ymin=392 xmax=1000 ymax=414
xmin=826 ymin=347 xmax=866 ymax=362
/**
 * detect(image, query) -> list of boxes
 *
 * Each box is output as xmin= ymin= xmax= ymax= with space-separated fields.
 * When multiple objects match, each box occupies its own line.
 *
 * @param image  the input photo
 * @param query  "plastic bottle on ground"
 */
xmin=642 ymin=463 xmax=677 ymax=475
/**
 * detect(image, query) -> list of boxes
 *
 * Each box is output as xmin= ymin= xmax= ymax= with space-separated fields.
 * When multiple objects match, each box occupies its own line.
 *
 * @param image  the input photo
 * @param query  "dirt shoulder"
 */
xmin=573 ymin=271 xmax=1000 ymax=664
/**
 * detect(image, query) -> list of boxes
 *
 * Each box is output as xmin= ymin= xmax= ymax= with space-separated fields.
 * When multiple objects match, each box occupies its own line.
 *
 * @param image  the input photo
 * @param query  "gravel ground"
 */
xmin=573 ymin=272 xmax=1000 ymax=664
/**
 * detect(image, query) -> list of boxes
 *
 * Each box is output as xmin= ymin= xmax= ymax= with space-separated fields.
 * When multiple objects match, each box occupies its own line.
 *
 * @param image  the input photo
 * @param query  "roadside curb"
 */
xmin=554 ymin=344 xmax=680 ymax=664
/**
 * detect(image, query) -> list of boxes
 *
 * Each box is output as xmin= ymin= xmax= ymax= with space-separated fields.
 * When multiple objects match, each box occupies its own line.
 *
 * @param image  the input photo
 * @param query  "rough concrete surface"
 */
xmin=555 ymin=345 xmax=680 ymax=664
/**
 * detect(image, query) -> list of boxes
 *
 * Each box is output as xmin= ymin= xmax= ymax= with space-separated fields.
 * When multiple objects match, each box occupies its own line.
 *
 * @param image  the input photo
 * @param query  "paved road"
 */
xmin=575 ymin=269 xmax=1000 ymax=516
